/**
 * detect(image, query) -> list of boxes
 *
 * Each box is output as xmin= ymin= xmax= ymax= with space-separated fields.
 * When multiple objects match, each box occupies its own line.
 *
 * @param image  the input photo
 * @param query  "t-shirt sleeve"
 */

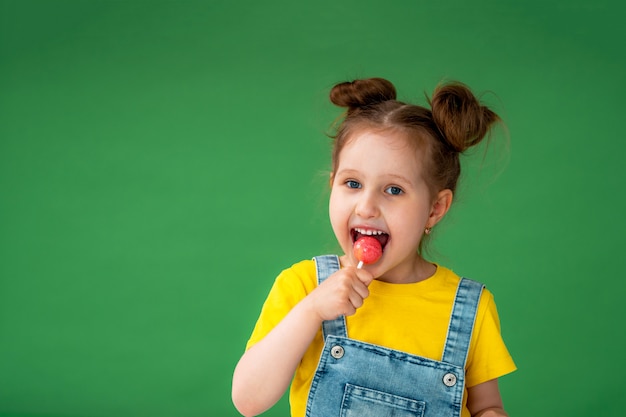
xmin=465 ymin=289 xmax=517 ymax=387
xmin=245 ymin=260 xmax=316 ymax=350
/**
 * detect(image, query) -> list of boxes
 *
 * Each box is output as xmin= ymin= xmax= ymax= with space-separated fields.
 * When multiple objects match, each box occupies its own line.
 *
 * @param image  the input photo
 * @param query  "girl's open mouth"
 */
xmin=351 ymin=228 xmax=389 ymax=251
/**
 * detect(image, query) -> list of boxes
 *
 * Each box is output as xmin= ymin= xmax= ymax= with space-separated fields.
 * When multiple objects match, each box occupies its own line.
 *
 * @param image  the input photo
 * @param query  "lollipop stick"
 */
xmin=357 ymin=260 xmax=364 ymax=269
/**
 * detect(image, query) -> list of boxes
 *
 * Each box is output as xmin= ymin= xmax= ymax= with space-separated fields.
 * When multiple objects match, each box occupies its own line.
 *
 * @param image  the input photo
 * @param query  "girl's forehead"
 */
xmin=340 ymin=130 xmax=423 ymax=160
xmin=337 ymin=130 xmax=427 ymax=178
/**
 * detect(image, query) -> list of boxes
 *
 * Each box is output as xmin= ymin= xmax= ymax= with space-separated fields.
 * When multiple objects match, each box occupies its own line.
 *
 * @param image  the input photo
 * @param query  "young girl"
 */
xmin=232 ymin=78 xmax=516 ymax=417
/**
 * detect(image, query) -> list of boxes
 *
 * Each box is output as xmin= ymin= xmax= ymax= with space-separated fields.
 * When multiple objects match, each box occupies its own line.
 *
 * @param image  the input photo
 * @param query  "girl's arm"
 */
xmin=467 ymin=378 xmax=509 ymax=417
xmin=232 ymin=295 xmax=322 ymax=416
xmin=231 ymin=266 xmax=373 ymax=417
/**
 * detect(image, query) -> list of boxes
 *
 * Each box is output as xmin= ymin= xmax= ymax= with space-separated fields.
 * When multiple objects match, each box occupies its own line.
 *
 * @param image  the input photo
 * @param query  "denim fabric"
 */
xmin=307 ymin=255 xmax=484 ymax=417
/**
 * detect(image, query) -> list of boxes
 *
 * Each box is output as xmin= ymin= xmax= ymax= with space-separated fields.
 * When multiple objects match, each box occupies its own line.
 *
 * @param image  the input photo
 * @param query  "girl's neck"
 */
xmin=377 ymin=255 xmax=436 ymax=284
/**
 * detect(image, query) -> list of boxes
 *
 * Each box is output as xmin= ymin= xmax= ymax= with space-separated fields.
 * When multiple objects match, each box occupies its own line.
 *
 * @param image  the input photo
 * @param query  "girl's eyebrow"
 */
xmin=335 ymin=168 xmax=360 ymax=177
xmin=387 ymin=173 xmax=415 ymax=186
xmin=336 ymin=169 xmax=414 ymax=186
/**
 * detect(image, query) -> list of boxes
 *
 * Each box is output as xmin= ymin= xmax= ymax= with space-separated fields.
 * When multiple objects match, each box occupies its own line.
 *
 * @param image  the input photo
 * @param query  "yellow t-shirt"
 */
xmin=246 ymin=259 xmax=516 ymax=417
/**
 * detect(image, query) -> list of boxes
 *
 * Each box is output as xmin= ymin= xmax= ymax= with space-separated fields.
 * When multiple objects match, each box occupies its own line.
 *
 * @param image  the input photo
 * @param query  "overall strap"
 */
xmin=313 ymin=255 xmax=347 ymax=340
xmin=441 ymin=278 xmax=484 ymax=368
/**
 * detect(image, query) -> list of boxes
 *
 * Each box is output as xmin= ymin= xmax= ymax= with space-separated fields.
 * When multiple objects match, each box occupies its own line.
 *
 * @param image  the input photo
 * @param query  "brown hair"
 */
xmin=329 ymin=77 xmax=501 ymax=198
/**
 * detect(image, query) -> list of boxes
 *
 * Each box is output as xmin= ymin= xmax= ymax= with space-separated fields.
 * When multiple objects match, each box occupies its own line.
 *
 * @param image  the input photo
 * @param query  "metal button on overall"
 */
xmin=443 ymin=373 xmax=457 ymax=387
xmin=330 ymin=345 xmax=344 ymax=359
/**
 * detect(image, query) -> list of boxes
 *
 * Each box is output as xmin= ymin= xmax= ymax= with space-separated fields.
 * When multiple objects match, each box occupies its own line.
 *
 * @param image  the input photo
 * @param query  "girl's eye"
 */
xmin=385 ymin=186 xmax=403 ymax=196
xmin=346 ymin=180 xmax=362 ymax=189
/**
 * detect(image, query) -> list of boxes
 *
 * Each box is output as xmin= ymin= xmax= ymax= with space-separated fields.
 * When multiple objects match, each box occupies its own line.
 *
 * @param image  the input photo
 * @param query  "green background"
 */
xmin=1 ymin=0 xmax=624 ymax=416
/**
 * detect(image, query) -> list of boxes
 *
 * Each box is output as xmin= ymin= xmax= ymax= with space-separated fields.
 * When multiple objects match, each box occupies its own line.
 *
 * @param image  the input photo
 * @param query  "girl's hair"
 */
xmin=329 ymin=77 xmax=501 ymax=198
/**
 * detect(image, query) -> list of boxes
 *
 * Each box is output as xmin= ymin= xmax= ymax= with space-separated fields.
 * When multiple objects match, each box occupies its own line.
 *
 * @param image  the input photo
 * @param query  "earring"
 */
xmin=424 ymin=227 xmax=432 ymax=235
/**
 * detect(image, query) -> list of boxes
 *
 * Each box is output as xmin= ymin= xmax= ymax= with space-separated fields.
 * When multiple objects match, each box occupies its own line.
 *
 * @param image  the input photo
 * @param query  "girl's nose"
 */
xmin=355 ymin=191 xmax=379 ymax=218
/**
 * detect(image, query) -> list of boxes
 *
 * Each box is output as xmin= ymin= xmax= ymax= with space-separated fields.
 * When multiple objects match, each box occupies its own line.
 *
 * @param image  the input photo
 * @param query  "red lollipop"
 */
xmin=353 ymin=236 xmax=383 ymax=269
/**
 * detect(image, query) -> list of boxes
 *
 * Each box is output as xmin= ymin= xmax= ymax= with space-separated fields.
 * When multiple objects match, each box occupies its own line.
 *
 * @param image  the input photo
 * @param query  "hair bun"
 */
xmin=430 ymin=82 xmax=500 ymax=152
xmin=330 ymin=78 xmax=397 ymax=109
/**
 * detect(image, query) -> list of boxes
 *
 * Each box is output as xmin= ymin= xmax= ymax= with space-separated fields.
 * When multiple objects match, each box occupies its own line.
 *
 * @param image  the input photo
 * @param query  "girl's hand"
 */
xmin=305 ymin=266 xmax=374 ymax=321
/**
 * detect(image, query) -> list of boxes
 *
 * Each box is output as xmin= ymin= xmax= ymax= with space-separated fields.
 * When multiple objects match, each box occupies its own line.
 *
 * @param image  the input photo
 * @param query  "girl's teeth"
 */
xmin=355 ymin=228 xmax=384 ymax=236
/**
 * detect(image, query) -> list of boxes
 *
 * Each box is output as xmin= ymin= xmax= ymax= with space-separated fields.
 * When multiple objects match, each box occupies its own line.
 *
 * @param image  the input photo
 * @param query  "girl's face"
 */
xmin=329 ymin=130 xmax=451 ymax=283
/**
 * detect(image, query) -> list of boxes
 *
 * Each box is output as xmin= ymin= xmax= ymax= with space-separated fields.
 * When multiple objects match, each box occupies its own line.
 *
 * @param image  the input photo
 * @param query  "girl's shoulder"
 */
xmin=436 ymin=264 xmax=491 ymax=293
xmin=273 ymin=258 xmax=319 ymax=294
xmin=430 ymin=265 xmax=496 ymax=314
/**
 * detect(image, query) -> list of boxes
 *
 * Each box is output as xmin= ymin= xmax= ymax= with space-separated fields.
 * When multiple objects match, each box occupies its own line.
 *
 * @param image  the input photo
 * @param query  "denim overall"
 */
xmin=305 ymin=255 xmax=484 ymax=417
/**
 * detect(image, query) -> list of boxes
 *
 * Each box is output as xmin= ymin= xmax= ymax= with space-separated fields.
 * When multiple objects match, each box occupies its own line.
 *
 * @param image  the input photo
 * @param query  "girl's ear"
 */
xmin=427 ymin=189 xmax=453 ymax=227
